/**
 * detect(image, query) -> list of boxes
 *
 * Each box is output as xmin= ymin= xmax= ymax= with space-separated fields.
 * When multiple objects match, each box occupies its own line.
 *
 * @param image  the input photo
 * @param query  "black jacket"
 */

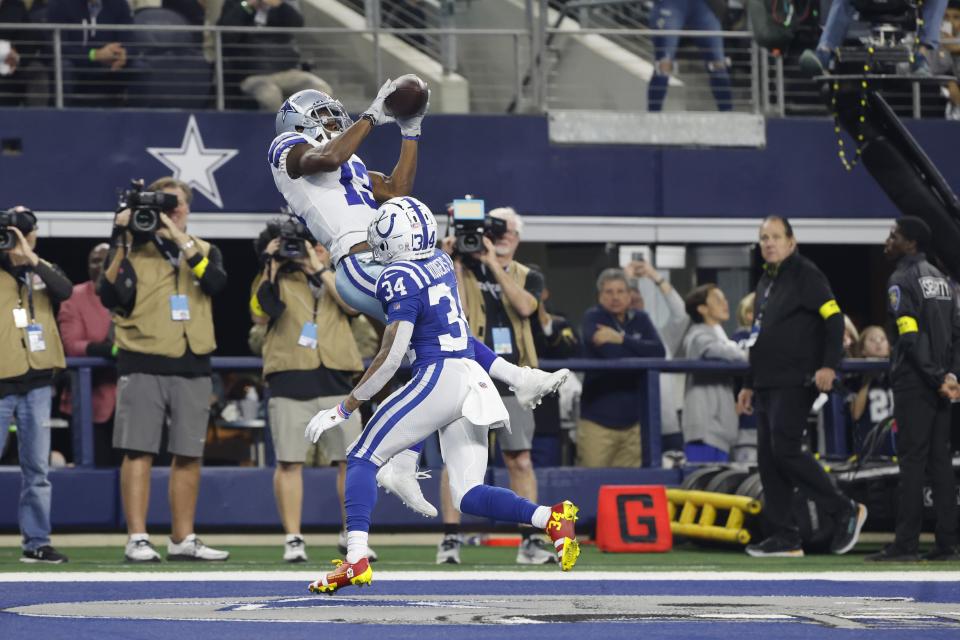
xmin=746 ymin=251 xmax=844 ymax=389
xmin=886 ymin=253 xmax=960 ymax=392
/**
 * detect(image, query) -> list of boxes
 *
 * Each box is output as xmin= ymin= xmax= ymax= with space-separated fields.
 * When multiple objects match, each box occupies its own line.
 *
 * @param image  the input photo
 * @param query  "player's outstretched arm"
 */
xmin=346 ymin=320 xmax=414 ymax=412
xmin=285 ymin=119 xmax=375 ymax=178
xmin=368 ymin=138 xmax=418 ymax=202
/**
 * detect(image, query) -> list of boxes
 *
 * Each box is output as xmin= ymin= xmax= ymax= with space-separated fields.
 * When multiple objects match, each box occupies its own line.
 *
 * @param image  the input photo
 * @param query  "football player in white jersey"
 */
xmin=303 ymin=198 xmax=580 ymax=593
xmin=267 ymin=83 xmax=569 ymax=518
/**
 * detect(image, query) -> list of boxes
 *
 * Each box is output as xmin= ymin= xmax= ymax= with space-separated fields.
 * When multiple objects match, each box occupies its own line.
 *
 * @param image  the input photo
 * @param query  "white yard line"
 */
xmin=1 ymin=571 xmax=959 ymax=582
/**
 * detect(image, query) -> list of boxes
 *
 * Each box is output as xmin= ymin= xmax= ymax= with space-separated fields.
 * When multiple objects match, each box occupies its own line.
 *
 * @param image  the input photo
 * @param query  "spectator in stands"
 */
xmin=217 ymin=0 xmax=331 ymax=111
xmin=0 ymin=206 xmax=72 ymax=564
xmin=0 ymin=0 xmax=28 ymax=105
xmin=98 ymin=177 xmax=230 ymax=563
xmin=251 ymin=219 xmax=375 ymax=564
xmin=131 ymin=0 xmax=205 ymax=25
xmin=578 ymin=268 xmax=666 ymax=468
xmin=935 ymin=1 xmax=960 ymax=119
xmin=436 ymin=206 xmax=555 ymax=566
xmin=736 ymin=216 xmax=866 ymax=558
xmin=731 ymin=291 xmax=755 ymax=348
xmin=57 ymin=242 xmax=119 ymax=467
xmin=681 ymin=283 xmax=748 ymax=462
xmin=530 ymin=270 xmax=580 ymax=360
xmin=624 ymin=259 xmax=690 ymax=454
xmin=46 ymin=0 xmax=134 ymax=106
xmin=847 ymin=325 xmax=895 ymax=457
xmin=647 ymin=0 xmax=732 ymax=111
xmin=800 ymin=0 xmax=948 ymax=76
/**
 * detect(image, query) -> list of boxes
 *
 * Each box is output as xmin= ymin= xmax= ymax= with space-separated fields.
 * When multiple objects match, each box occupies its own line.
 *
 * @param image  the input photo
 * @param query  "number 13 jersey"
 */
xmin=268 ymin=132 xmax=379 ymax=265
xmin=376 ymin=249 xmax=475 ymax=370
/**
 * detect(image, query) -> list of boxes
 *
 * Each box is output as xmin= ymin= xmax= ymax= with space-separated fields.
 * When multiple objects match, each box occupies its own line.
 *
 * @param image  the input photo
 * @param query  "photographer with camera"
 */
xmin=251 ymin=218 xmax=373 ymax=563
xmin=437 ymin=204 xmax=555 ymax=566
xmin=98 ymin=177 xmax=229 ymax=563
xmin=0 ymin=206 xmax=72 ymax=564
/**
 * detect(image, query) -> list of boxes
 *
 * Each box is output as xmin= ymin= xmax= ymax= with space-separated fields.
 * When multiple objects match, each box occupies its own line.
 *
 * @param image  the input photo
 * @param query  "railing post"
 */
xmin=775 ymin=54 xmax=785 ymax=118
xmin=912 ymin=80 xmax=921 ymax=119
xmin=760 ymin=47 xmax=770 ymax=114
xmin=214 ymin=30 xmax=225 ymax=111
xmin=749 ymin=40 xmax=759 ymax=114
xmin=525 ymin=0 xmax=538 ymax=112
xmin=823 ymin=391 xmax=848 ymax=457
xmin=536 ymin=0 xmax=548 ymax=112
xmin=639 ymin=366 xmax=662 ymax=468
xmin=440 ymin=0 xmax=457 ymax=75
xmin=53 ymin=28 xmax=64 ymax=109
xmin=513 ymin=33 xmax=522 ymax=109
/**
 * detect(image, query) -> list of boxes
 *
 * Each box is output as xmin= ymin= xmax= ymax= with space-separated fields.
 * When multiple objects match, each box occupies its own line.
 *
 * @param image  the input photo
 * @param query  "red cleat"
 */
xmin=308 ymin=557 xmax=373 ymax=594
xmin=545 ymin=500 xmax=580 ymax=571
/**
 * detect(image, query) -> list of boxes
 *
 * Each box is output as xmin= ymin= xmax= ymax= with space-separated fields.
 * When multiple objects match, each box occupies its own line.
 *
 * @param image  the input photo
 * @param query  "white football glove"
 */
xmin=397 ymin=88 xmax=430 ymax=138
xmin=305 ymin=404 xmax=348 ymax=443
xmin=361 ymin=79 xmax=397 ymax=126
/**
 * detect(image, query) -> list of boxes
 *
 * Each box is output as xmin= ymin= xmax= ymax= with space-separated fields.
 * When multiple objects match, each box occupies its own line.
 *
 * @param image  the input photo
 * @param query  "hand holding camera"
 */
xmin=3 ymin=225 xmax=38 ymax=267
xmin=156 ymin=212 xmax=190 ymax=248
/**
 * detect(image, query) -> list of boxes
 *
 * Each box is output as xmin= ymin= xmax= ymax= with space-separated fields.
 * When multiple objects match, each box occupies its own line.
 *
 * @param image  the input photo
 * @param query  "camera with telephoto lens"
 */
xmin=118 ymin=180 xmax=179 ymax=235
xmin=277 ymin=218 xmax=310 ymax=260
xmin=0 ymin=207 xmax=38 ymax=251
xmin=449 ymin=197 xmax=507 ymax=254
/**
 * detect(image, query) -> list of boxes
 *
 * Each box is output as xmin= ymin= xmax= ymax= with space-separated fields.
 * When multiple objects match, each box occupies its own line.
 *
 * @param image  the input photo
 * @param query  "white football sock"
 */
xmin=531 ymin=506 xmax=551 ymax=530
xmin=490 ymin=357 xmax=524 ymax=387
xmin=346 ymin=530 xmax=369 ymax=564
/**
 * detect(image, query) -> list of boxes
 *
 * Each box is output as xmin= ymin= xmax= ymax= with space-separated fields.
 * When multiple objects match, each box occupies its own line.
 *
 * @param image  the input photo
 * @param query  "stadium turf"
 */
xmin=0 ymin=542 xmax=954 ymax=572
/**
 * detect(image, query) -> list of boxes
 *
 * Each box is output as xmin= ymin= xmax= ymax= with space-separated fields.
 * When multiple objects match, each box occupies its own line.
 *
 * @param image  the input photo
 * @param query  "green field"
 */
xmin=1 ymin=542 xmax=953 ymax=573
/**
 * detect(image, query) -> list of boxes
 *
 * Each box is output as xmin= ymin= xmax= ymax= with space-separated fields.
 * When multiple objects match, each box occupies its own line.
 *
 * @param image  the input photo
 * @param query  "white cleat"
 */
xmin=511 ymin=367 xmax=570 ymax=410
xmin=283 ymin=536 xmax=308 ymax=563
xmin=376 ymin=450 xmax=438 ymax=518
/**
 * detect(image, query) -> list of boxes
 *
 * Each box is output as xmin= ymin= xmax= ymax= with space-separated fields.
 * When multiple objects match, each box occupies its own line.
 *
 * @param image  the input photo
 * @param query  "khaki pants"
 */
xmin=241 ymin=69 xmax=333 ymax=112
xmin=576 ymin=418 xmax=642 ymax=467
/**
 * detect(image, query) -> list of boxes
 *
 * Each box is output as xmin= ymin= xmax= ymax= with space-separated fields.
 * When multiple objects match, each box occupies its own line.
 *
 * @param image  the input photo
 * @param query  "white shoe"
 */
xmin=337 ymin=530 xmax=379 ymax=562
xmin=516 ymin=536 xmax=558 ymax=565
xmin=436 ymin=534 xmax=462 ymax=564
xmin=376 ymin=450 xmax=438 ymax=518
xmin=166 ymin=534 xmax=230 ymax=561
xmin=283 ymin=536 xmax=308 ymax=563
xmin=511 ymin=367 xmax=570 ymax=410
xmin=124 ymin=536 xmax=161 ymax=563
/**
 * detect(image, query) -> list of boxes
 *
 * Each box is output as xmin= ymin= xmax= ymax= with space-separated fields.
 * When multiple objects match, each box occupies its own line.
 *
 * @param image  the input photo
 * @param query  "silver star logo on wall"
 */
xmin=147 ymin=115 xmax=238 ymax=209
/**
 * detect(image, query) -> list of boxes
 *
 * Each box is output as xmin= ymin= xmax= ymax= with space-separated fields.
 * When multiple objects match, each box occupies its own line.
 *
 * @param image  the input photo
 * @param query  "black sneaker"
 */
xmin=921 ymin=546 xmax=960 ymax=562
xmin=21 ymin=545 xmax=69 ymax=564
xmin=831 ymin=501 xmax=868 ymax=555
xmin=746 ymin=534 xmax=804 ymax=558
xmin=865 ymin=544 xmax=919 ymax=562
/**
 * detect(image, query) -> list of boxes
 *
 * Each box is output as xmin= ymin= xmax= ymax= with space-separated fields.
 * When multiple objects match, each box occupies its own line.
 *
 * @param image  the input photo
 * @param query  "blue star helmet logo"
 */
xmin=279 ymin=100 xmax=296 ymax=124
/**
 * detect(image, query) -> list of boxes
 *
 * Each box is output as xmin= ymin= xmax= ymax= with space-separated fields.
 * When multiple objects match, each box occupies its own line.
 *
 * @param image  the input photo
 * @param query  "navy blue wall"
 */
xmin=3 ymin=109 xmax=958 ymax=218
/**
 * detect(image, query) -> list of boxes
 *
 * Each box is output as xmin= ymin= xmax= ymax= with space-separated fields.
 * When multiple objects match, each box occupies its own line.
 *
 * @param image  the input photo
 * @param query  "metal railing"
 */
xmin=61 ymin=356 xmax=889 ymax=469
xmin=0 ymin=20 xmax=954 ymax=116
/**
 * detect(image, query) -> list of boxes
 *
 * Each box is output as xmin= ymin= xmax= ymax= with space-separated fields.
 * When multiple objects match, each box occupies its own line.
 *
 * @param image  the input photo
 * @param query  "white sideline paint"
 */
xmin=2 ymin=571 xmax=960 ymax=583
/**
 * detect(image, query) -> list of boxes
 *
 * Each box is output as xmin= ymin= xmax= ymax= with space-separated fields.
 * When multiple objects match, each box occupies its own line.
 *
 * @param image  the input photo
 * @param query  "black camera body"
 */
xmin=0 ymin=207 xmax=37 ymax=251
xmin=277 ymin=219 xmax=309 ymax=260
xmin=118 ymin=181 xmax=178 ymax=235
xmin=450 ymin=198 xmax=507 ymax=254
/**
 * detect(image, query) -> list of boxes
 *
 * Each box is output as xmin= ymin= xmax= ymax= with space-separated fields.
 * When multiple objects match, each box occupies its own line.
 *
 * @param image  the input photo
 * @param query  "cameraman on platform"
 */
xmin=437 ymin=205 xmax=555 ymax=566
xmin=0 ymin=206 xmax=72 ymax=564
xmin=251 ymin=217 xmax=370 ymax=564
xmin=98 ymin=177 xmax=230 ymax=563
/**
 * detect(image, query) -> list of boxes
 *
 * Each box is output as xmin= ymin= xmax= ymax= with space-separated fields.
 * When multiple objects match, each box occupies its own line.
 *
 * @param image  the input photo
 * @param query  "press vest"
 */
xmin=461 ymin=260 xmax=538 ymax=368
xmin=113 ymin=238 xmax=216 ymax=357
xmin=260 ymin=271 xmax=363 ymax=376
xmin=0 ymin=267 xmax=66 ymax=379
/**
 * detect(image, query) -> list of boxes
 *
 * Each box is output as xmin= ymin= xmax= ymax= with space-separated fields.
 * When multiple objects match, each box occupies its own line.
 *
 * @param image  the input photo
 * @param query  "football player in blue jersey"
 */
xmin=269 ymin=85 xmax=570 ymax=518
xmin=303 ymin=198 xmax=580 ymax=593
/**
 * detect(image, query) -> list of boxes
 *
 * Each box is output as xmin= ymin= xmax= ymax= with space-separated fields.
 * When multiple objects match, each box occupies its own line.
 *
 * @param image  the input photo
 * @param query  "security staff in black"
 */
xmin=736 ymin=216 xmax=867 ymax=558
xmin=866 ymin=217 xmax=960 ymax=562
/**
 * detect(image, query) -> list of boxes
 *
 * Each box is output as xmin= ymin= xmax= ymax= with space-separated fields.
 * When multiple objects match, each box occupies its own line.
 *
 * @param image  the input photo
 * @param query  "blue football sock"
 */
xmin=459 ymin=484 xmax=539 ymax=525
xmin=344 ymin=457 xmax=379 ymax=533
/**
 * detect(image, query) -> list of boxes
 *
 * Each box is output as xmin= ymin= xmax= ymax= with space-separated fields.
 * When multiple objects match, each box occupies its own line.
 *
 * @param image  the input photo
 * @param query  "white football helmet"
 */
xmin=276 ymin=90 xmax=353 ymax=142
xmin=368 ymin=197 xmax=438 ymax=264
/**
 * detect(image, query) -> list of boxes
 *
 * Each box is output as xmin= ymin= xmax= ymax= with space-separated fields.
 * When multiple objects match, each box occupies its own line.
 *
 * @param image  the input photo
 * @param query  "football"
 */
xmin=384 ymin=74 xmax=429 ymax=119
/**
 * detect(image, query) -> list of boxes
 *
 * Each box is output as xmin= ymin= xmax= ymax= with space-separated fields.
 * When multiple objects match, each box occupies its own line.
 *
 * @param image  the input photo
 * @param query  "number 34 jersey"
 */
xmin=268 ymin=132 xmax=379 ymax=265
xmin=377 ymin=249 xmax=475 ymax=370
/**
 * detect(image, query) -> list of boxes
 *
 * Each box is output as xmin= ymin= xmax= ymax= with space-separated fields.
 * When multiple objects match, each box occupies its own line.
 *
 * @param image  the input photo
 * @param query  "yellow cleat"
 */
xmin=308 ymin=558 xmax=373 ymax=594
xmin=545 ymin=500 xmax=581 ymax=571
